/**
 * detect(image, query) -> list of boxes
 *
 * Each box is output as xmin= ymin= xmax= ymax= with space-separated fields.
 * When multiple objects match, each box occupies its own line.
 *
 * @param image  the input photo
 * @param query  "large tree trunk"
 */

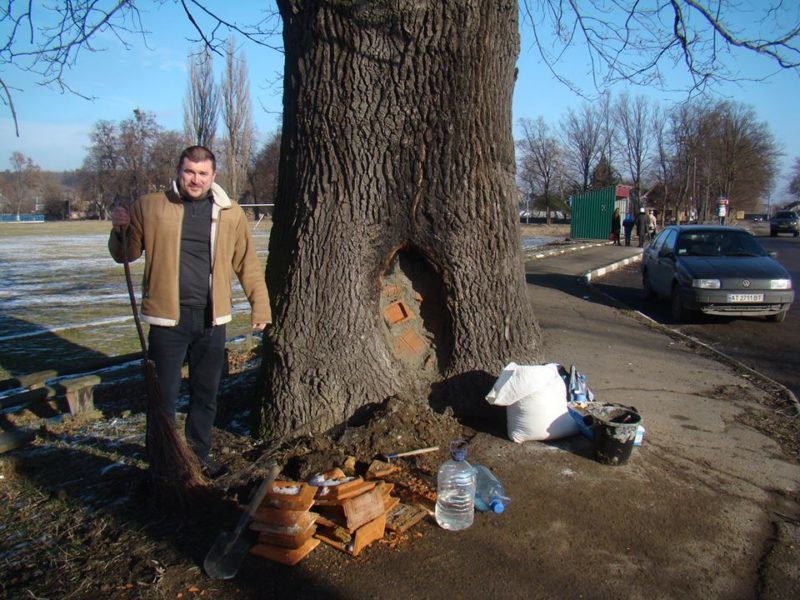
xmin=255 ymin=0 xmax=540 ymax=441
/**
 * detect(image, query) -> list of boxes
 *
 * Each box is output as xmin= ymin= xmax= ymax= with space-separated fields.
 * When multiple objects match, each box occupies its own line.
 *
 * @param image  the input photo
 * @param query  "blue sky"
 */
xmin=1 ymin=2 xmax=798 ymax=198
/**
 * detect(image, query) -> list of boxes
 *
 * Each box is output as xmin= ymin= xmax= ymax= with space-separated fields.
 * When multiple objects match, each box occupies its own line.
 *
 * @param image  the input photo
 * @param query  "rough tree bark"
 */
xmin=255 ymin=0 xmax=540 ymax=441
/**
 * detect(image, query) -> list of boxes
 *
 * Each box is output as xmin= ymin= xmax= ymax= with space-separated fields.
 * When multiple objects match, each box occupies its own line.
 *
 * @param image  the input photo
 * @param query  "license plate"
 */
xmin=727 ymin=293 xmax=764 ymax=302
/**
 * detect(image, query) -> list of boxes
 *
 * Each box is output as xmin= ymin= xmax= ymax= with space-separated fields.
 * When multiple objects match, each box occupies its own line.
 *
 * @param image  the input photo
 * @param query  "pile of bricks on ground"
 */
xmin=248 ymin=460 xmax=431 ymax=566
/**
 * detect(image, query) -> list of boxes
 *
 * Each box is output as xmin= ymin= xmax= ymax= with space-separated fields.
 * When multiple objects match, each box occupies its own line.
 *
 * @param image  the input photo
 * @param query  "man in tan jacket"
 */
xmin=109 ymin=145 xmax=270 ymax=477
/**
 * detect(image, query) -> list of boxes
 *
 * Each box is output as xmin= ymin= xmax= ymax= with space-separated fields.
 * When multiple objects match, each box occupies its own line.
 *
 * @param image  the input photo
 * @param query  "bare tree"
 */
xmin=789 ymin=158 xmax=800 ymax=199
xmin=246 ymin=130 xmax=281 ymax=213
xmin=704 ymin=101 xmax=780 ymax=214
xmin=596 ymin=92 xmax=616 ymax=168
xmin=651 ymin=103 xmax=680 ymax=221
xmin=517 ymin=117 xmax=565 ymax=224
xmin=561 ymin=103 xmax=604 ymax=192
xmin=7 ymin=152 xmax=41 ymax=215
xmin=117 ymin=109 xmax=161 ymax=203
xmin=79 ymin=110 xmax=180 ymax=217
xmin=183 ymin=47 xmax=219 ymax=148
xmin=614 ymin=93 xmax=653 ymax=211
xmin=149 ymin=130 xmax=187 ymax=188
xmin=0 ymin=2 xmax=281 ymax=133
xmin=80 ymin=120 xmax=122 ymax=218
xmin=220 ymin=37 xmax=253 ymax=202
xmin=523 ymin=1 xmax=800 ymax=95
xmin=664 ymin=100 xmax=780 ymax=220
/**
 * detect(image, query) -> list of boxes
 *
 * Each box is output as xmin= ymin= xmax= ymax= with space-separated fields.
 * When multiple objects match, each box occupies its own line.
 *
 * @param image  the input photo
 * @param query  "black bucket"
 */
xmin=589 ymin=404 xmax=641 ymax=466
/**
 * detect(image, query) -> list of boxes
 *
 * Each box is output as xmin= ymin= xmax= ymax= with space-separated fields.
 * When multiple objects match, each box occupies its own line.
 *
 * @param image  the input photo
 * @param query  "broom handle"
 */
xmin=119 ymin=222 xmax=149 ymax=360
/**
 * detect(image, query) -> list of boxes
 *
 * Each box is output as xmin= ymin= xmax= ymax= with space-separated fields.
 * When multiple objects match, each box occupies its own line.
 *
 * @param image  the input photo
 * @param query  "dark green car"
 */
xmin=770 ymin=211 xmax=800 ymax=237
xmin=642 ymin=225 xmax=794 ymax=323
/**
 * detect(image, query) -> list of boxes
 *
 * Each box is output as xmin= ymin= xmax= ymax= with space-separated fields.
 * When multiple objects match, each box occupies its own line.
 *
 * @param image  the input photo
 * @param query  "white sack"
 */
xmin=485 ymin=362 xmax=578 ymax=442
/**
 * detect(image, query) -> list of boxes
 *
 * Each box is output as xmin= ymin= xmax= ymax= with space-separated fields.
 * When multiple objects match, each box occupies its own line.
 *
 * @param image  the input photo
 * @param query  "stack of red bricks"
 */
xmin=248 ymin=462 xmax=429 ymax=566
xmin=249 ymin=480 xmax=320 ymax=566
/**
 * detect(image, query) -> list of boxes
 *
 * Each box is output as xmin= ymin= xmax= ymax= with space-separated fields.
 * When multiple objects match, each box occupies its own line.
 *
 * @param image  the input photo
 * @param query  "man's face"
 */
xmin=177 ymin=158 xmax=216 ymax=201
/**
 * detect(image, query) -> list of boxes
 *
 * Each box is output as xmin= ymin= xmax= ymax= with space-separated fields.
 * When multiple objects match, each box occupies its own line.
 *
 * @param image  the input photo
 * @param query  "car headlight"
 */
xmin=692 ymin=279 xmax=721 ymax=289
xmin=770 ymin=279 xmax=792 ymax=290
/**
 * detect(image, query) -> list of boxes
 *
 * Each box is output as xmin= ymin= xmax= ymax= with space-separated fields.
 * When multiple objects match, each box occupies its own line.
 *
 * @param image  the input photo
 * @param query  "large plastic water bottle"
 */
xmin=473 ymin=464 xmax=509 ymax=514
xmin=435 ymin=440 xmax=476 ymax=531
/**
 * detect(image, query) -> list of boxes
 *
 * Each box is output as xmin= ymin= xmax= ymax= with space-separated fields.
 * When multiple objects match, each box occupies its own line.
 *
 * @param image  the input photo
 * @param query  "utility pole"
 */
xmin=692 ymin=156 xmax=697 ymax=222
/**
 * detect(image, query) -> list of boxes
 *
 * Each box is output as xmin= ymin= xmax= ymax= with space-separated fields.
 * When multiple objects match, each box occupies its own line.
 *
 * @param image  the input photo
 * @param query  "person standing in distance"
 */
xmin=109 ymin=146 xmax=271 ymax=477
xmin=622 ymin=212 xmax=635 ymax=246
xmin=610 ymin=207 xmax=622 ymax=246
xmin=635 ymin=207 xmax=649 ymax=247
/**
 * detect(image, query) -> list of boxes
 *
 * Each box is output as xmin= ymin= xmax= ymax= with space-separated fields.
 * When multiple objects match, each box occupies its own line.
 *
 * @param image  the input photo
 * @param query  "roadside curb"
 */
xmin=581 ymin=251 xmax=643 ymax=283
xmin=524 ymin=240 xmax=610 ymax=261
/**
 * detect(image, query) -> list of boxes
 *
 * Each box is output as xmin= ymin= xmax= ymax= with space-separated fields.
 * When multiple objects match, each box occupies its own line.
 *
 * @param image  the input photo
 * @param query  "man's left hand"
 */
xmin=252 ymin=322 xmax=268 ymax=332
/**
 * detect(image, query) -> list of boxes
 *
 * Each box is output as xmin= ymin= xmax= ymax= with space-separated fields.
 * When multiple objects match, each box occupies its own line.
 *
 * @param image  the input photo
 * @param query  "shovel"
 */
xmin=204 ymin=463 xmax=280 ymax=579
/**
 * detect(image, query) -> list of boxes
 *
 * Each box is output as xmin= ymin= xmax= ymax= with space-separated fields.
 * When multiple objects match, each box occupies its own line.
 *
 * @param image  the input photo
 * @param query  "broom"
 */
xmin=118 ymin=215 xmax=207 ymax=506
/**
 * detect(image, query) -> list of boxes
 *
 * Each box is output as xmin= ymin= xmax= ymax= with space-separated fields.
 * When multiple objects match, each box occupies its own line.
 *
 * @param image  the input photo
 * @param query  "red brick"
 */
xmin=383 ymin=300 xmax=413 ymax=325
xmin=351 ymin=514 xmax=386 ymax=556
xmin=261 ymin=481 xmax=317 ymax=511
xmin=393 ymin=329 xmax=426 ymax=360
xmin=250 ymin=537 xmax=320 ymax=566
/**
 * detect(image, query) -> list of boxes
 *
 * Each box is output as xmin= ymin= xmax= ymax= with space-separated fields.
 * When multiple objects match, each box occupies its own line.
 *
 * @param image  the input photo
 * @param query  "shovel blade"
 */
xmin=203 ymin=530 xmax=252 ymax=580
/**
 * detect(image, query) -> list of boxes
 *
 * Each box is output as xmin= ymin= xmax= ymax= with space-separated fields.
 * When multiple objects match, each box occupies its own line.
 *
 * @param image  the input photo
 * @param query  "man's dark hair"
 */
xmin=178 ymin=146 xmax=216 ymax=171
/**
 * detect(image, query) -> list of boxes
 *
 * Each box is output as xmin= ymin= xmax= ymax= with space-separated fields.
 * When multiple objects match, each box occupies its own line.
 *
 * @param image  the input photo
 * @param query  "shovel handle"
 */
xmin=231 ymin=463 xmax=280 ymax=539
xmin=385 ymin=446 xmax=440 ymax=460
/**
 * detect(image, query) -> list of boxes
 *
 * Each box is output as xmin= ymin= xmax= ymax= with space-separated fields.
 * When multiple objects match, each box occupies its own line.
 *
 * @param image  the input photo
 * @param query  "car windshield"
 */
xmin=675 ymin=231 xmax=767 ymax=257
xmin=775 ymin=211 xmax=797 ymax=219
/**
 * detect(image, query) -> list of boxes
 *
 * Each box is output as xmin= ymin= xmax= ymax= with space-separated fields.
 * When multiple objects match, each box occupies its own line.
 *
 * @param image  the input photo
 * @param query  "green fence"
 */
xmin=569 ymin=187 xmax=615 ymax=240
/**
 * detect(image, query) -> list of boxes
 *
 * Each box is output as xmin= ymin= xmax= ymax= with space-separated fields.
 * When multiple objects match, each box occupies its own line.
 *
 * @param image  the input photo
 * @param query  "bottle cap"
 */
xmin=449 ymin=439 xmax=468 ymax=461
xmin=490 ymin=499 xmax=505 ymax=514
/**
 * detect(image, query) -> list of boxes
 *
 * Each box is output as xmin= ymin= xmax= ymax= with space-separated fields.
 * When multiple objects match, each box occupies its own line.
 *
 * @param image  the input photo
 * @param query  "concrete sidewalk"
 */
xmin=329 ymin=242 xmax=800 ymax=599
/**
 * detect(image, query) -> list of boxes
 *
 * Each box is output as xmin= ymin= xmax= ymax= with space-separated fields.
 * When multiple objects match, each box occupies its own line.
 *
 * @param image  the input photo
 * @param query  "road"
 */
xmin=592 ymin=233 xmax=800 ymax=398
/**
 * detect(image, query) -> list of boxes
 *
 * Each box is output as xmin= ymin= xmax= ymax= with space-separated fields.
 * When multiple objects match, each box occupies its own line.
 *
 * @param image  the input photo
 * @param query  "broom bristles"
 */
xmin=143 ymin=360 xmax=207 ymax=507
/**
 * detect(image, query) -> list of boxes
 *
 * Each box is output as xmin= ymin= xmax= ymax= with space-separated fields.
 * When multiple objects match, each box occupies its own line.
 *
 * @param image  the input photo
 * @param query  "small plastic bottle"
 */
xmin=633 ymin=424 xmax=646 ymax=446
xmin=473 ymin=464 xmax=509 ymax=514
xmin=435 ymin=440 xmax=476 ymax=531
xmin=569 ymin=366 xmax=586 ymax=403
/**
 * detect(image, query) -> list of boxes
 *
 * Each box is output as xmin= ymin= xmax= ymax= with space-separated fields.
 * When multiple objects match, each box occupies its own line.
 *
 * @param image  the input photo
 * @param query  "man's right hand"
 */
xmin=111 ymin=206 xmax=130 ymax=229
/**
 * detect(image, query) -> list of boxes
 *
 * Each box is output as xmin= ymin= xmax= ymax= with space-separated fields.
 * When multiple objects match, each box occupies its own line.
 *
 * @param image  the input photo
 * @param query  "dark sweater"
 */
xmin=179 ymin=196 xmax=212 ymax=307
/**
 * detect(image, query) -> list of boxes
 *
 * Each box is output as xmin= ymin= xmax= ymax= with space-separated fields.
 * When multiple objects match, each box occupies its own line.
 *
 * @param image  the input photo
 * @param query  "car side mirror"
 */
xmin=659 ymin=246 xmax=673 ymax=258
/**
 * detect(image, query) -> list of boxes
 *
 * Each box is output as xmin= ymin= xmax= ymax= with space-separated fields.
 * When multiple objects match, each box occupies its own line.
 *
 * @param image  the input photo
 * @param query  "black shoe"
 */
xmin=200 ymin=457 xmax=230 ymax=479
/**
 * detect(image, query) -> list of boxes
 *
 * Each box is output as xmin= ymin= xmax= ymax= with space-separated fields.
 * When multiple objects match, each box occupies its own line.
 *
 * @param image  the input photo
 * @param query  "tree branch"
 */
xmin=0 ymin=0 xmax=281 ymax=134
xmin=523 ymin=0 xmax=800 ymax=96
xmin=0 ymin=77 xmax=20 ymax=137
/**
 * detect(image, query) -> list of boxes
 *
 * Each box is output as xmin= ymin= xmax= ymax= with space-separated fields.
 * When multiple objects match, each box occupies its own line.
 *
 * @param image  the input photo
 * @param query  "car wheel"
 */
xmin=794 ymin=230 xmax=799 ymax=237
xmin=770 ymin=229 xmax=777 ymax=237
xmin=642 ymin=270 xmax=656 ymax=300
xmin=766 ymin=309 xmax=787 ymax=323
xmin=671 ymin=286 xmax=690 ymax=323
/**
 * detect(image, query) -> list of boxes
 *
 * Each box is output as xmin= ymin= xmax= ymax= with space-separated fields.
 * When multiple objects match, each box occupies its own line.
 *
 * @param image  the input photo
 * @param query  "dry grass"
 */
xmin=0 ymin=220 xmax=115 ymax=237
xmin=519 ymin=222 xmax=571 ymax=239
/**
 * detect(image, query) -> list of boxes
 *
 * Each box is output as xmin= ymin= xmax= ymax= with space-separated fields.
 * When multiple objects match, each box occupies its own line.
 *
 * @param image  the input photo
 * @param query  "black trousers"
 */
xmin=148 ymin=305 xmax=226 ymax=462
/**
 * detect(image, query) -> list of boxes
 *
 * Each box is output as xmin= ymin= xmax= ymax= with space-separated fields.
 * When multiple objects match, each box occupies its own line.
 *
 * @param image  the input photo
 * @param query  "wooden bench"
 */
xmin=1 ymin=374 xmax=102 ymax=415
xmin=56 ymin=375 xmax=101 ymax=416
